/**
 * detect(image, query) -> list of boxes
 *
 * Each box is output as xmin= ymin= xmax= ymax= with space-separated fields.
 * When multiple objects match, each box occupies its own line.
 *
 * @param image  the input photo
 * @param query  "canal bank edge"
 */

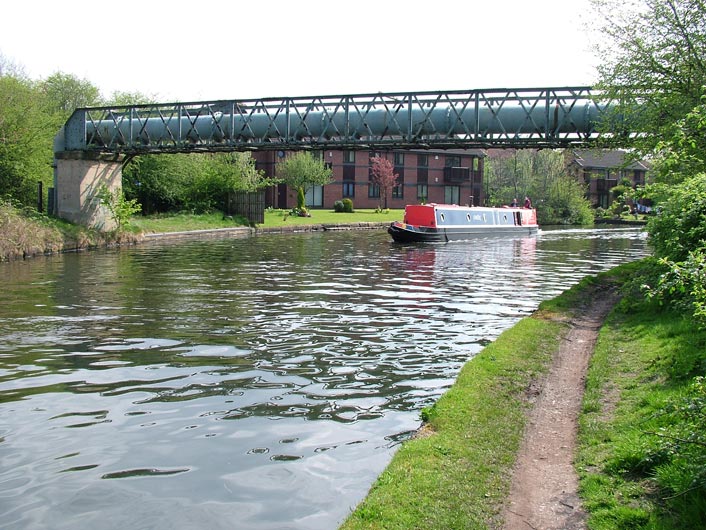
xmin=0 ymin=220 xmax=390 ymax=261
xmin=340 ymin=273 xmax=618 ymax=530
xmin=142 ymin=222 xmax=390 ymax=242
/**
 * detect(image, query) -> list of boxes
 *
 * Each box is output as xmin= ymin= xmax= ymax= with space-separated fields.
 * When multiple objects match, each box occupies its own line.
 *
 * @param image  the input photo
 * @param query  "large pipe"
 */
xmin=80 ymin=100 xmax=605 ymax=147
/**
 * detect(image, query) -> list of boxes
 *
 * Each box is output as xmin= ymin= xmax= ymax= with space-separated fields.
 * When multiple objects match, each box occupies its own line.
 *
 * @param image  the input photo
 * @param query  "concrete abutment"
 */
xmin=54 ymin=152 xmax=125 ymax=231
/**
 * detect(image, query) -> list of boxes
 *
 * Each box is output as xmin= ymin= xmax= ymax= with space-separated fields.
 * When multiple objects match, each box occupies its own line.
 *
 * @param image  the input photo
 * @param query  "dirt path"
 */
xmin=502 ymin=289 xmax=617 ymax=530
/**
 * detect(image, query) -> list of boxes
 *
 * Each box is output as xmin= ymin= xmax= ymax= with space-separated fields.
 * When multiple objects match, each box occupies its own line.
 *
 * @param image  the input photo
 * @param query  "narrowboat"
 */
xmin=387 ymin=203 xmax=538 ymax=243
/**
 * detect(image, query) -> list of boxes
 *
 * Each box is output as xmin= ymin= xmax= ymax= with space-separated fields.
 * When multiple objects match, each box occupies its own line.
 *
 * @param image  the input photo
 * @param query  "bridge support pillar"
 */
xmin=54 ymin=152 xmax=125 ymax=231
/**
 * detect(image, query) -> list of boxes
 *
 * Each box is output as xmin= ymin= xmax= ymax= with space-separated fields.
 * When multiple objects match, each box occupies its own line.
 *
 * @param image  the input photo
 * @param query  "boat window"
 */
xmin=440 ymin=213 xmax=445 ymax=222
xmin=466 ymin=214 xmax=471 ymax=222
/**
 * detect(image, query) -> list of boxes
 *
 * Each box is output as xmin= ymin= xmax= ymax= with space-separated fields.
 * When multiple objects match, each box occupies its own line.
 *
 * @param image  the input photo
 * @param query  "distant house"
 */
xmin=568 ymin=150 xmax=650 ymax=209
xmin=252 ymin=149 xmax=486 ymax=210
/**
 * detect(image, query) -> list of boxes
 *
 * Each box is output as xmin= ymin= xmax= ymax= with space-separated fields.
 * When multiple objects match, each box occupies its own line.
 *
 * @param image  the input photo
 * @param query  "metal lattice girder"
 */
xmin=57 ymin=87 xmax=610 ymax=154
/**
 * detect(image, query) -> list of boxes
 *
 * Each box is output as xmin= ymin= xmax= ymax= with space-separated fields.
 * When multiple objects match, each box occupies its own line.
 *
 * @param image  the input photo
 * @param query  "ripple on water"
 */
xmin=0 ymin=228 xmax=650 ymax=530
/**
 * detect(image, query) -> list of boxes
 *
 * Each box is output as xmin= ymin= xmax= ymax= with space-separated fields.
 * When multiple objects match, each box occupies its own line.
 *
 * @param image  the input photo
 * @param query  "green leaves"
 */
xmin=96 ymin=185 xmax=141 ymax=230
xmin=276 ymin=152 xmax=333 ymax=209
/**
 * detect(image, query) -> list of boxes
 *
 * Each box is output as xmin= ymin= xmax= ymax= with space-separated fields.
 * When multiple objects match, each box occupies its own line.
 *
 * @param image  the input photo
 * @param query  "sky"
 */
xmin=1 ymin=0 xmax=600 ymax=103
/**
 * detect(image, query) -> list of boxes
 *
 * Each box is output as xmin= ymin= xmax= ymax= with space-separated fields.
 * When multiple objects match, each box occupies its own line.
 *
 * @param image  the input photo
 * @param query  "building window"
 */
xmin=417 ymin=184 xmax=428 ymax=201
xmin=305 ymin=185 xmax=323 ymax=207
xmin=368 ymin=184 xmax=380 ymax=198
xmin=394 ymin=152 xmax=404 ymax=166
xmin=418 ymin=154 xmax=428 ymax=167
xmin=392 ymin=170 xmax=404 ymax=199
xmin=444 ymin=185 xmax=460 ymax=205
xmin=445 ymin=155 xmax=461 ymax=168
xmin=392 ymin=183 xmax=403 ymax=199
xmin=342 ymin=182 xmax=355 ymax=197
xmin=344 ymin=151 xmax=356 ymax=164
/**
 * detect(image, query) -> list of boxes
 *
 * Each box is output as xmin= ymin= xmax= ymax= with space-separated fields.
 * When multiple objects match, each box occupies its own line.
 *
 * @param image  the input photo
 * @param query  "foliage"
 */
xmin=123 ymin=152 xmax=272 ymax=214
xmin=104 ymin=90 xmax=155 ymax=106
xmin=0 ymin=74 xmax=55 ymax=207
xmin=296 ymin=187 xmax=306 ymax=211
xmin=96 ymin=185 xmax=141 ymax=229
xmin=369 ymin=156 xmax=399 ymax=209
xmin=589 ymin=0 xmax=706 ymax=181
xmin=333 ymin=200 xmax=344 ymax=212
xmin=123 ymin=154 xmax=196 ymax=213
xmin=276 ymin=152 xmax=333 ymax=209
xmin=654 ymin=95 xmax=706 ymax=182
xmin=485 ymin=149 xmax=594 ymax=225
xmin=0 ymin=68 xmax=105 ymax=209
xmin=642 ymin=175 xmax=706 ymax=326
xmin=646 ymin=173 xmax=706 ymax=262
xmin=38 ymin=72 xmax=101 ymax=119
xmin=342 ymin=198 xmax=354 ymax=213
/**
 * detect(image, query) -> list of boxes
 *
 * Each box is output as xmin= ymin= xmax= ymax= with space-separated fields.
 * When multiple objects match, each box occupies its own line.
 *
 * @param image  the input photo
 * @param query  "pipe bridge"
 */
xmin=52 ymin=86 xmax=613 ymax=230
xmin=56 ymin=86 xmax=609 ymax=154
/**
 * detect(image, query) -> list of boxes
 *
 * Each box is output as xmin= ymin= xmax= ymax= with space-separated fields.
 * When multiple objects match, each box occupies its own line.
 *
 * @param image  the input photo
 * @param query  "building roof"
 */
xmin=572 ymin=149 xmax=649 ymax=171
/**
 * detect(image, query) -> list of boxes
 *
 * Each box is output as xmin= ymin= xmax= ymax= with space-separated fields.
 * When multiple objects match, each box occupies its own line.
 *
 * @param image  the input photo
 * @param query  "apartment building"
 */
xmin=253 ymin=149 xmax=486 ymax=210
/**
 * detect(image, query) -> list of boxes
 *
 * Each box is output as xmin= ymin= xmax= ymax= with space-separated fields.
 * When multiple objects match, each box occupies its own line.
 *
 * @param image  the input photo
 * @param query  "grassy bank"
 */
xmin=0 ymin=201 xmax=139 ymax=261
xmin=577 ymin=263 xmax=706 ymax=529
xmin=1 ymin=205 xmax=402 ymax=261
xmin=341 ymin=263 xmax=706 ymax=529
xmin=340 ymin=278 xmax=596 ymax=528
xmin=131 ymin=208 xmax=403 ymax=233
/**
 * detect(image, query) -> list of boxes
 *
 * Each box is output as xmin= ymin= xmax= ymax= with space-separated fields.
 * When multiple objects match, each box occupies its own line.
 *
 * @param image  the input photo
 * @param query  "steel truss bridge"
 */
xmin=56 ymin=86 xmax=612 ymax=155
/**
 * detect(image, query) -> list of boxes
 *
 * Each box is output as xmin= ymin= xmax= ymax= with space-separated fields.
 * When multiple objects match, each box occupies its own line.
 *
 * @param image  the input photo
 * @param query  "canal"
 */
xmin=0 ymin=227 xmax=649 ymax=529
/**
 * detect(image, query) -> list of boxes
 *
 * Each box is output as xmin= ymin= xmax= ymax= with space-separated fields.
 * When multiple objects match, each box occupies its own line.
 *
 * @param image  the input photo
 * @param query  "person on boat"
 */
xmin=523 ymin=196 xmax=532 ymax=208
xmin=511 ymin=198 xmax=519 ymax=207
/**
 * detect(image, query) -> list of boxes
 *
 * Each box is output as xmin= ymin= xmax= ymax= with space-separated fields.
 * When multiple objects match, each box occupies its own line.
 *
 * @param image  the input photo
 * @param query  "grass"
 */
xmin=130 ymin=208 xmax=404 ymax=233
xmin=576 ymin=265 xmax=706 ymax=529
xmin=0 ymin=200 xmax=133 ymax=261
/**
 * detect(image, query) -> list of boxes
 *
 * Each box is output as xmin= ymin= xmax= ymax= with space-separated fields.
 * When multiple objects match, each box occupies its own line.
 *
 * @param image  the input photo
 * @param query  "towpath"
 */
xmin=502 ymin=287 xmax=617 ymax=530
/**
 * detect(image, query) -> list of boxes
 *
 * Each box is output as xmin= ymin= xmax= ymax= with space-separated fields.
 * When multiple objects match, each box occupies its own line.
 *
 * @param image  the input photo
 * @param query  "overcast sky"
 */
xmin=1 ymin=0 xmax=599 ymax=102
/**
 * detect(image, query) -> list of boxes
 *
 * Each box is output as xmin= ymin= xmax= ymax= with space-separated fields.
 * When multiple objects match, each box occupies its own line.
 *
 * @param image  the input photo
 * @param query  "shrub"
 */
xmin=333 ymin=200 xmax=344 ymax=213
xmin=342 ymin=198 xmax=354 ymax=213
xmin=645 ymin=174 xmax=706 ymax=327
xmin=647 ymin=173 xmax=706 ymax=262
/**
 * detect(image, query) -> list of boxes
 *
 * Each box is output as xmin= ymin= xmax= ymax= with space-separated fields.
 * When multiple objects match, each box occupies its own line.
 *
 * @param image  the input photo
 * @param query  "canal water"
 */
xmin=0 ymin=227 xmax=648 ymax=529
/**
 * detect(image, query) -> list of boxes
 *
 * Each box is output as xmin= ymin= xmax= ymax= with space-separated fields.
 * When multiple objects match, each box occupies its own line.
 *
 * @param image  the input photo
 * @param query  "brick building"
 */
xmin=252 ymin=149 xmax=486 ymax=210
xmin=568 ymin=150 xmax=650 ymax=209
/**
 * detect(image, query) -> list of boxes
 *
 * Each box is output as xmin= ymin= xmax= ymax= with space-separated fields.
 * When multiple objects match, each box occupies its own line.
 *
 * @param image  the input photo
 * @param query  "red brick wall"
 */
xmin=256 ymin=149 xmax=485 ymax=210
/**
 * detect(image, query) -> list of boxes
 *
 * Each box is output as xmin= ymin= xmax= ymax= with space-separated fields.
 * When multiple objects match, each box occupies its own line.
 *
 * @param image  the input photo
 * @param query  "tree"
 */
xmin=0 ymin=52 xmax=27 ymax=79
xmin=590 ymin=0 xmax=706 ymax=182
xmin=0 ymin=74 xmax=54 ymax=207
xmin=105 ymin=91 xmax=155 ymax=106
xmin=276 ymin=152 xmax=333 ymax=212
xmin=39 ymin=72 xmax=101 ymax=119
xmin=370 ymin=155 xmax=398 ymax=209
xmin=123 ymin=152 xmax=275 ymax=215
xmin=484 ymin=149 xmax=593 ymax=224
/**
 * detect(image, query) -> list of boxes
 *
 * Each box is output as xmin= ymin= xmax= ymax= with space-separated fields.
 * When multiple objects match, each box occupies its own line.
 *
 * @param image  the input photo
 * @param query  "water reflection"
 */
xmin=0 ymin=228 xmax=648 ymax=529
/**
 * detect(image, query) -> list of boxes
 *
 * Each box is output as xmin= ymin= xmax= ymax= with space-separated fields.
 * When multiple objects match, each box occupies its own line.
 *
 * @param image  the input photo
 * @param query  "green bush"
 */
xmin=645 ymin=174 xmax=706 ymax=327
xmin=647 ymin=173 xmax=706 ymax=262
xmin=333 ymin=200 xmax=344 ymax=213
xmin=342 ymin=198 xmax=354 ymax=213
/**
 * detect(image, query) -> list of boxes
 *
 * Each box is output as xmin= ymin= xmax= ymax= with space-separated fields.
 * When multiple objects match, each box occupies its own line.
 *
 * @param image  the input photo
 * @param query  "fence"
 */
xmin=227 ymin=190 xmax=265 ymax=225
